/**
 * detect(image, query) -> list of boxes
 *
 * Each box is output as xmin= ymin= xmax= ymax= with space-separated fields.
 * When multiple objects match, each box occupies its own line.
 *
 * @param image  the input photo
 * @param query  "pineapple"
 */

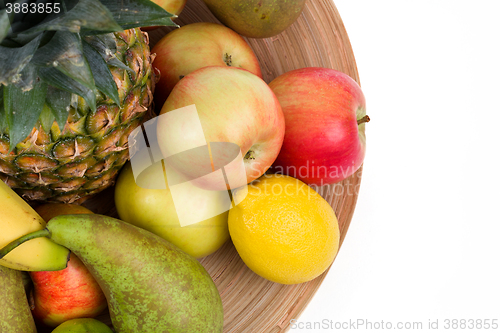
xmin=0 ymin=0 xmax=176 ymax=203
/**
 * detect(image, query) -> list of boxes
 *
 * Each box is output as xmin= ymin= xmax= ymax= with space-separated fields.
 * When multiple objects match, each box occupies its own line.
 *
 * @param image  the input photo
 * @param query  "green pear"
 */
xmin=202 ymin=0 xmax=306 ymax=38
xmin=0 ymin=214 xmax=224 ymax=333
xmin=0 ymin=265 xmax=37 ymax=333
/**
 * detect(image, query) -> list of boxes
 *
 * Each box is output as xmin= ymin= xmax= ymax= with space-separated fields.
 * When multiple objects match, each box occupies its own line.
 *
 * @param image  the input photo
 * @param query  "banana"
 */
xmin=0 ymin=181 xmax=69 ymax=271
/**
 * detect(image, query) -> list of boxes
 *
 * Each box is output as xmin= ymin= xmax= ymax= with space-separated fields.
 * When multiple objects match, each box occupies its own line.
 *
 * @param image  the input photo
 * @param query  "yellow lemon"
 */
xmin=229 ymin=174 xmax=340 ymax=284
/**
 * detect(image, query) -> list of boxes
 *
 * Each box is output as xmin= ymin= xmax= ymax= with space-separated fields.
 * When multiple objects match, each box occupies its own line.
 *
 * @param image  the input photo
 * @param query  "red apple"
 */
xmin=30 ymin=253 xmax=108 ymax=327
xmin=29 ymin=204 xmax=107 ymax=328
xmin=268 ymin=67 xmax=369 ymax=185
xmin=156 ymin=66 xmax=284 ymax=189
xmin=152 ymin=22 xmax=262 ymax=112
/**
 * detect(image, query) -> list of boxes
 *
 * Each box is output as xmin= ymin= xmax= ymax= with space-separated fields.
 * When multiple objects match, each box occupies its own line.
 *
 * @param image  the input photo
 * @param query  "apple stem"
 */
xmin=357 ymin=115 xmax=370 ymax=125
xmin=224 ymin=53 xmax=232 ymax=66
xmin=0 ymin=229 xmax=51 ymax=259
xmin=245 ymin=150 xmax=255 ymax=160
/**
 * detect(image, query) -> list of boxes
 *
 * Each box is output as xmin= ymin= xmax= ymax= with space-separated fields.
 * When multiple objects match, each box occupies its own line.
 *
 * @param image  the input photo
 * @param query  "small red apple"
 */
xmin=157 ymin=66 xmax=284 ymax=189
xmin=29 ymin=204 xmax=107 ymax=328
xmin=152 ymin=22 xmax=262 ymax=111
xmin=30 ymin=253 xmax=108 ymax=327
xmin=268 ymin=67 xmax=369 ymax=185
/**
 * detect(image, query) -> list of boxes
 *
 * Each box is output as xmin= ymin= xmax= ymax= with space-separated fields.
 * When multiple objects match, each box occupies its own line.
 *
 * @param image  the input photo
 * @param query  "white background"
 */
xmin=295 ymin=1 xmax=500 ymax=332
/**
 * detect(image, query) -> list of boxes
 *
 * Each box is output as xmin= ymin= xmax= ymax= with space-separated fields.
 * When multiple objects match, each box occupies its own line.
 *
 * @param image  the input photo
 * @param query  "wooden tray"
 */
xmin=44 ymin=0 xmax=362 ymax=332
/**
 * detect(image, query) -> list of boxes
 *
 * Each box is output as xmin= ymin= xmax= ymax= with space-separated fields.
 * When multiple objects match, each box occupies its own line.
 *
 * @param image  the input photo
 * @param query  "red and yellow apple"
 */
xmin=152 ymin=22 xmax=262 ymax=110
xmin=157 ymin=66 xmax=285 ymax=189
xmin=30 ymin=204 xmax=107 ymax=328
xmin=268 ymin=67 xmax=369 ymax=185
xmin=150 ymin=0 xmax=186 ymax=16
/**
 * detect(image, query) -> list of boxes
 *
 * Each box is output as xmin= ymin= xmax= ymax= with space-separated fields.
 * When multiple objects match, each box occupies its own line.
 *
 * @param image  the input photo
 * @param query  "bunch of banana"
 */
xmin=0 ymin=181 xmax=69 ymax=271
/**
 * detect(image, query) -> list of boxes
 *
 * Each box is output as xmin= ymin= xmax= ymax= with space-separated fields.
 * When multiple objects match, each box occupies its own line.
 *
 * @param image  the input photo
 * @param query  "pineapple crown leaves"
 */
xmin=0 ymin=0 xmax=177 ymax=151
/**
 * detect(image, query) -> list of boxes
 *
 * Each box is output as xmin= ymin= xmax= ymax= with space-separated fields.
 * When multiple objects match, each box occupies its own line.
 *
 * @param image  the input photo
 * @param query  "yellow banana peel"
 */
xmin=0 ymin=181 xmax=69 ymax=271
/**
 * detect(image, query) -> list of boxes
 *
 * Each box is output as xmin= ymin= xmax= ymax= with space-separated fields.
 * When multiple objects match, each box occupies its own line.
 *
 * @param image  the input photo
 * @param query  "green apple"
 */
xmin=114 ymin=161 xmax=230 ymax=258
xmin=51 ymin=318 xmax=113 ymax=333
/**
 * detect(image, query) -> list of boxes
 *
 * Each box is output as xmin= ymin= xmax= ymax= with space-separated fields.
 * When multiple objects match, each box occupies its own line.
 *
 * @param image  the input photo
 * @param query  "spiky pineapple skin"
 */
xmin=0 ymin=28 xmax=155 ymax=204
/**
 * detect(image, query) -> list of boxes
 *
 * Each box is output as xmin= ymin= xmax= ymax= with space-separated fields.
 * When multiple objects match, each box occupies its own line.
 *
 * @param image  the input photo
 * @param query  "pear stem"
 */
xmin=357 ymin=115 xmax=370 ymax=125
xmin=0 ymin=229 xmax=51 ymax=259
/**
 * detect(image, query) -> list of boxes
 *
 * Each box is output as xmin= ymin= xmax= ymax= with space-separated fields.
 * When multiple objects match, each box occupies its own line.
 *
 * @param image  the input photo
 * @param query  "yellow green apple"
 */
xmin=51 ymin=318 xmax=113 ymax=333
xmin=114 ymin=161 xmax=230 ymax=258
